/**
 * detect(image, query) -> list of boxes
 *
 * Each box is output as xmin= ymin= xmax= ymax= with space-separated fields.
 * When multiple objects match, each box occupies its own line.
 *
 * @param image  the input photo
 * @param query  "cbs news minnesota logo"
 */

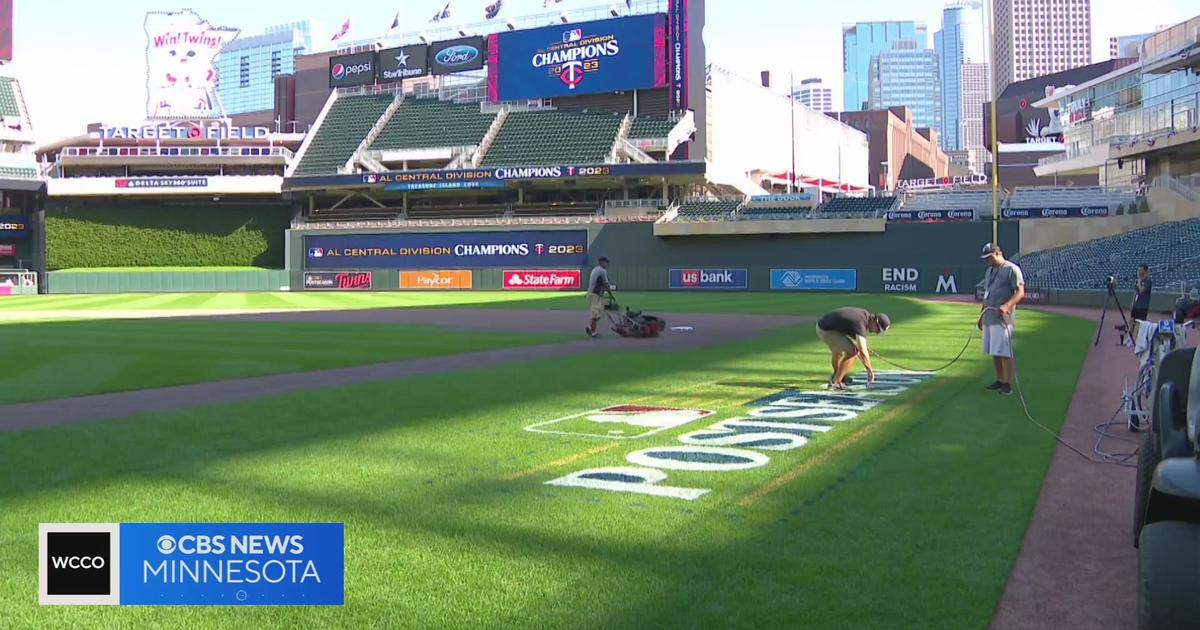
xmin=39 ymin=523 xmax=343 ymax=606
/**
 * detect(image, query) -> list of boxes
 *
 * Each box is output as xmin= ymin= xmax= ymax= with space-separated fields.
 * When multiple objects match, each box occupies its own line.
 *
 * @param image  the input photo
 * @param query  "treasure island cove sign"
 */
xmin=528 ymin=372 xmax=934 ymax=500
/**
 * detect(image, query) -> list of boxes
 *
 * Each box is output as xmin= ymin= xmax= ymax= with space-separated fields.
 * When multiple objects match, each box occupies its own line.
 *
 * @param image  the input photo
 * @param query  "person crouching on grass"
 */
xmin=816 ymin=307 xmax=891 ymax=390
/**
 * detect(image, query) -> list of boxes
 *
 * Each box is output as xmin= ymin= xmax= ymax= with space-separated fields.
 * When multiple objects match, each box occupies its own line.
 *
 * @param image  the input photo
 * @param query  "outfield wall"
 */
xmin=47 ymin=270 xmax=291 ymax=294
xmin=286 ymin=222 xmax=1020 ymax=293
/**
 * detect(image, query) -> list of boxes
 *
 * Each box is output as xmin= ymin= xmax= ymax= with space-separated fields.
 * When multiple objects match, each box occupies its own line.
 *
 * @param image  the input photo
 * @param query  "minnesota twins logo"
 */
xmin=559 ymin=61 xmax=585 ymax=89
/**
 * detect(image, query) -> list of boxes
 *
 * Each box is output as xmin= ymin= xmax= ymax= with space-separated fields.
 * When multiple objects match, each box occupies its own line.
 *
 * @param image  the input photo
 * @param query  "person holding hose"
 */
xmin=979 ymin=243 xmax=1025 ymax=396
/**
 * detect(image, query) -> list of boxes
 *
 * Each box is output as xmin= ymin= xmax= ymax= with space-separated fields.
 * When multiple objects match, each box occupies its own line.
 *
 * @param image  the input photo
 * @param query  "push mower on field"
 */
xmin=602 ymin=291 xmax=666 ymax=338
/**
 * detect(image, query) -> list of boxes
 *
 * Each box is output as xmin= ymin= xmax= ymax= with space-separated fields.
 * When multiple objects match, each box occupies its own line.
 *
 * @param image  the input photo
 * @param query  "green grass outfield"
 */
xmin=0 ymin=294 xmax=1093 ymax=629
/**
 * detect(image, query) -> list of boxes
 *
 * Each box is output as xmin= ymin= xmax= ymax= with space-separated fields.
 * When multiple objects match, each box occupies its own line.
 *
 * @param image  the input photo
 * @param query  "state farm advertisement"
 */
xmin=502 ymin=270 xmax=581 ymax=291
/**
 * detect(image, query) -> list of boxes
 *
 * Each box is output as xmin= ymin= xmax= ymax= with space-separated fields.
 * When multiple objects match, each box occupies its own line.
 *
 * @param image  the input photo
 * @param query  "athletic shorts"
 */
xmin=1131 ymin=306 xmax=1149 ymax=322
xmin=982 ymin=324 xmax=1014 ymax=358
xmin=816 ymin=325 xmax=858 ymax=356
xmin=587 ymin=293 xmax=604 ymax=319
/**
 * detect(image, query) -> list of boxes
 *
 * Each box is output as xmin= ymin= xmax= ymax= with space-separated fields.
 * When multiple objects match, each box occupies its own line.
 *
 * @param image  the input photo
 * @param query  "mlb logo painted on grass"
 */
xmin=668 ymin=268 xmax=748 ymax=290
xmin=526 ymin=404 xmax=714 ymax=439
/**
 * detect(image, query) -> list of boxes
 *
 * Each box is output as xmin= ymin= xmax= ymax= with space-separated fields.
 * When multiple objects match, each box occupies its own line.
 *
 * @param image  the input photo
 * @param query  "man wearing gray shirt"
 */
xmin=585 ymin=257 xmax=610 ymax=338
xmin=979 ymin=243 xmax=1025 ymax=396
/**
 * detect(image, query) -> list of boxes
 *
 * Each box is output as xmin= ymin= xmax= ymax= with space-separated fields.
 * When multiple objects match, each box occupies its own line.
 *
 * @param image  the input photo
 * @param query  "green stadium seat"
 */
xmin=481 ymin=111 xmax=624 ymax=166
xmin=0 ymin=77 xmax=22 ymax=119
xmin=293 ymin=94 xmax=394 ymax=176
xmin=370 ymin=99 xmax=497 ymax=151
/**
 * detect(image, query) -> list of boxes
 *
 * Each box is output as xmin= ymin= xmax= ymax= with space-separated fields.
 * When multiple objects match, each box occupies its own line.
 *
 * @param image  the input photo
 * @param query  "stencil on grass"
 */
xmin=525 ymin=404 xmax=714 ymax=439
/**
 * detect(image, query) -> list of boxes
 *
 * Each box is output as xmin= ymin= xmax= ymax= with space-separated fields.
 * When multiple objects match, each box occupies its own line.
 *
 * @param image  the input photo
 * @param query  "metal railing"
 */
xmin=61 ymin=146 xmax=292 ymax=158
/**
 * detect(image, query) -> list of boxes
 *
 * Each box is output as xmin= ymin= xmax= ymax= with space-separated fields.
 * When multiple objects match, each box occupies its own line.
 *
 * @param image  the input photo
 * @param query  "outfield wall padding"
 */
xmin=47 ymin=270 xmax=291 ymax=294
xmin=288 ymin=222 xmax=1020 ymax=270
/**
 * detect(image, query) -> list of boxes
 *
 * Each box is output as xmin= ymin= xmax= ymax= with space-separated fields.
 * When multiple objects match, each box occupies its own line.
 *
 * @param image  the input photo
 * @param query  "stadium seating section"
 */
xmin=0 ymin=77 xmax=21 ymax=119
xmin=1007 ymin=186 xmax=1136 ymax=210
xmin=902 ymin=190 xmax=1002 ymax=215
xmin=676 ymin=199 xmax=742 ymax=221
xmin=481 ymin=111 xmax=623 ymax=166
xmin=370 ymin=98 xmax=496 ymax=151
xmin=738 ymin=206 xmax=814 ymax=220
xmin=0 ymin=166 xmax=37 ymax=179
xmin=293 ymin=94 xmax=394 ymax=176
xmin=627 ymin=117 xmax=675 ymax=139
xmin=819 ymin=196 xmax=898 ymax=215
xmin=1018 ymin=218 xmax=1200 ymax=291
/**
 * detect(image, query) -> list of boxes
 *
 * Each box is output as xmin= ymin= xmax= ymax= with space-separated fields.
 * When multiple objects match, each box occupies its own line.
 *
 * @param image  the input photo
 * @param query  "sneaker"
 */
xmin=986 ymin=381 xmax=1004 ymax=391
xmin=829 ymin=382 xmax=849 ymax=392
xmin=998 ymin=384 xmax=1013 ymax=396
xmin=586 ymin=328 xmax=599 ymax=339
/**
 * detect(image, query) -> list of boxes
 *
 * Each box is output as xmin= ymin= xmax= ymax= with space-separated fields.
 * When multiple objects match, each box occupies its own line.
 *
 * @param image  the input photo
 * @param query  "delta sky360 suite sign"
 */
xmin=487 ymin=14 xmax=667 ymax=102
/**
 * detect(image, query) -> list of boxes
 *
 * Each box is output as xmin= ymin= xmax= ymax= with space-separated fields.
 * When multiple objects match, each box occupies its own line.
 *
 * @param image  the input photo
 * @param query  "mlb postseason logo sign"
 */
xmin=527 ymin=405 xmax=714 ymax=439
xmin=329 ymin=51 xmax=375 ymax=87
xmin=376 ymin=44 xmax=428 ymax=83
xmin=886 ymin=209 xmax=975 ymax=222
xmin=668 ymin=268 xmax=747 ymax=290
xmin=770 ymin=269 xmax=857 ymax=291
xmin=302 ymin=271 xmax=373 ymax=290
xmin=40 ymin=523 xmax=343 ymax=606
xmin=488 ymin=14 xmax=667 ymax=102
xmin=1001 ymin=207 xmax=1109 ymax=219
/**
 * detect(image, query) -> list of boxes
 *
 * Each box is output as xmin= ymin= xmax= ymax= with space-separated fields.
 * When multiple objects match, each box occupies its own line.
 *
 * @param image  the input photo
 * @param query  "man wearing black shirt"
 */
xmin=816 ymin=307 xmax=891 ymax=390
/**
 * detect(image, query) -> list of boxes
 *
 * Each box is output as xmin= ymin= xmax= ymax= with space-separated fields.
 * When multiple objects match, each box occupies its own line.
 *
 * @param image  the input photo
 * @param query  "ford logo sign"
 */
xmin=436 ymin=45 xmax=479 ymax=66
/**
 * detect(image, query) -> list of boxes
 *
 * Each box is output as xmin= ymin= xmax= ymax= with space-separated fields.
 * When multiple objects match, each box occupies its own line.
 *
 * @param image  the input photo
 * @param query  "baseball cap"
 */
xmin=980 ymin=243 xmax=1002 ymax=258
xmin=875 ymin=313 xmax=891 ymax=333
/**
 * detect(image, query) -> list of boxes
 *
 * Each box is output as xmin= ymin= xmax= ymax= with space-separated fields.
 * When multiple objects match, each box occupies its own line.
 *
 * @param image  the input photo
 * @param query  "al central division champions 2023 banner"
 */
xmin=487 ymin=14 xmax=667 ymax=102
xmin=304 ymin=231 xmax=588 ymax=269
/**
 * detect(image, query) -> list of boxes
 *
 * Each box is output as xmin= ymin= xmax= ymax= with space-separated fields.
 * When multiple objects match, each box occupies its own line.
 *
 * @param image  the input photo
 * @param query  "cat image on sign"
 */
xmin=144 ymin=10 xmax=239 ymax=118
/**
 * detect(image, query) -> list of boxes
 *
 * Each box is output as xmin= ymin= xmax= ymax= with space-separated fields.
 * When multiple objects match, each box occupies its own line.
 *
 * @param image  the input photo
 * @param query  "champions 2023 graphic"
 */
xmin=304 ymin=230 xmax=588 ymax=270
xmin=487 ymin=14 xmax=667 ymax=102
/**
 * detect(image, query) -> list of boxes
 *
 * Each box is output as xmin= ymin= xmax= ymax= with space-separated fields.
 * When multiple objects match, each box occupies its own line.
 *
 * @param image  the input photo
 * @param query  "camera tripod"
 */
xmin=1095 ymin=280 xmax=1132 ymax=347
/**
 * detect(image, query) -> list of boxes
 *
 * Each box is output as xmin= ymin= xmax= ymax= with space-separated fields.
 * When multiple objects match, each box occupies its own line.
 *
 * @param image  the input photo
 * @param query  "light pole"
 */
xmin=789 ymin=72 xmax=797 ymax=194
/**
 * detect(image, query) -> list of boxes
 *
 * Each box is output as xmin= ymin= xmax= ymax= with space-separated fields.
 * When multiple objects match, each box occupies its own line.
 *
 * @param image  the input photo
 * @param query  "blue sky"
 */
xmin=7 ymin=0 xmax=1195 ymax=143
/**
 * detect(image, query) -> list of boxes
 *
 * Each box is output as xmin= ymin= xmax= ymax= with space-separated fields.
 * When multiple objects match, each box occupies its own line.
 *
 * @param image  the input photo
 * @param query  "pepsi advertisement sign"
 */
xmin=669 ymin=268 xmax=748 ymax=290
xmin=328 ymin=51 xmax=375 ymax=88
xmin=430 ymin=36 xmax=485 ymax=75
xmin=304 ymin=230 xmax=588 ymax=269
xmin=487 ymin=14 xmax=668 ymax=102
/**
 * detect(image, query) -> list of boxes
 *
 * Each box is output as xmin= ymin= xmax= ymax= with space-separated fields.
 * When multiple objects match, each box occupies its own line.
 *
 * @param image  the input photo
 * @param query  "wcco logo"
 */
xmin=40 ymin=524 xmax=120 ymax=605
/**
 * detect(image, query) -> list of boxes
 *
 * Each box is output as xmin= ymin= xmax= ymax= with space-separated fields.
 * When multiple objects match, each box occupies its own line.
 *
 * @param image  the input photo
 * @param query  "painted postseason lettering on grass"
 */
xmin=546 ymin=371 xmax=934 ymax=500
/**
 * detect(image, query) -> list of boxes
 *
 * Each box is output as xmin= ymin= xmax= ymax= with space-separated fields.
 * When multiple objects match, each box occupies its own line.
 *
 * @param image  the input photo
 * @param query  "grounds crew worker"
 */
xmin=979 ymin=242 xmax=1025 ymax=396
xmin=816 ymin=307 xmax=891 ymax=391
xmin=586 ymin=257 xmax=610 ymax=338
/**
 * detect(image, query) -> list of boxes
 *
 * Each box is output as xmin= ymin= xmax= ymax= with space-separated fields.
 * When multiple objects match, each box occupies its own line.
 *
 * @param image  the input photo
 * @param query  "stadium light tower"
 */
xmin=506 ymin=19 xmax=516 ymax=30
xmin=609 ymin=5 xmax=620 ymax=17
xmin=560 ymin=11 xmax=571 ymax=23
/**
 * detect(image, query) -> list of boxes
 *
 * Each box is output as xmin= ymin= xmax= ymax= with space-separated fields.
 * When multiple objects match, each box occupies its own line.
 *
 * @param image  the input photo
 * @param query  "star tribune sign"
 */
xmin=531 ymin=27 xmax=621 ymax=90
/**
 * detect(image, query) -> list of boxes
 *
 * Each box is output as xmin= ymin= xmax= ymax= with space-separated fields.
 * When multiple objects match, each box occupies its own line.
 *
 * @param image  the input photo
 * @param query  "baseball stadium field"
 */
xmin=0 ymin=292 xmax=1092 ymax=628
